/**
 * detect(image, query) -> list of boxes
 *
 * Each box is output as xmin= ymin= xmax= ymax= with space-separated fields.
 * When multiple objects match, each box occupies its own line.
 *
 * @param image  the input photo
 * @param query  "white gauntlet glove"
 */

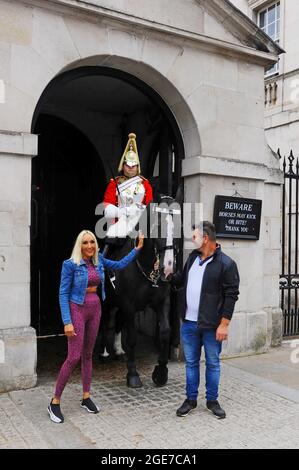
xmin=104 ymin=204 xmax=126 ymax=219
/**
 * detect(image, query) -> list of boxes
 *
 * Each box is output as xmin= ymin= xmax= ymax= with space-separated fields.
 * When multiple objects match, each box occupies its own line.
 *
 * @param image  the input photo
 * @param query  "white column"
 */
xmin=0 ymin=131 xmax=38 ymax=392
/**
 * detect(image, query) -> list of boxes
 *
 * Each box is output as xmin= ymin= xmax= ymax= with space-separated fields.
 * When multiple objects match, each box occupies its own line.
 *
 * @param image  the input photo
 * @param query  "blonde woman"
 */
xmin=48 ymin=230 xmax=144 ymax=423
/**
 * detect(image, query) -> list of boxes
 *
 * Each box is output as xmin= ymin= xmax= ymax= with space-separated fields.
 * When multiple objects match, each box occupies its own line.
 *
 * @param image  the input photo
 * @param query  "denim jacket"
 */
xmin=59 ymin=248 xmax=138 ymax=325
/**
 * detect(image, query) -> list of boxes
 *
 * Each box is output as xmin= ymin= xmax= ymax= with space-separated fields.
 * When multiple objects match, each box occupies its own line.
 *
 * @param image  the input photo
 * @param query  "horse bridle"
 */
xmin=135 ymin=238 xmax=178 ymax=287
xmin=135 ymin=201 xmax=180 ymax=287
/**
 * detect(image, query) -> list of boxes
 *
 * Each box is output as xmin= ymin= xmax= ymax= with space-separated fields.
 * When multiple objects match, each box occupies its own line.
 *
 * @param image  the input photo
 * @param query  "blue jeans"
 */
xmin=181 ymin=320 xmax=222 ymax=401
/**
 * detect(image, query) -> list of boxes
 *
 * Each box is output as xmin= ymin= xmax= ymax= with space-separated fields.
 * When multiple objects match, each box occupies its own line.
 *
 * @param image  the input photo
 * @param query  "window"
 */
xmin=258 ymin=1 xmax=280 ymax=76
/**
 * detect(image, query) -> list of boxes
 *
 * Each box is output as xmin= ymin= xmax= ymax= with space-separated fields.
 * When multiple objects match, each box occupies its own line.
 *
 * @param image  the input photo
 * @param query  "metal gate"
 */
xmin=280 ymin=150 xmax=299 ymax=337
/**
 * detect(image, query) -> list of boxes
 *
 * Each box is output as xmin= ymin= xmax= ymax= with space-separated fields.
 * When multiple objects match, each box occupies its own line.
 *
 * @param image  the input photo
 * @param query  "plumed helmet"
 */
xmin=118 ymin=132 xmax=141 ymax=174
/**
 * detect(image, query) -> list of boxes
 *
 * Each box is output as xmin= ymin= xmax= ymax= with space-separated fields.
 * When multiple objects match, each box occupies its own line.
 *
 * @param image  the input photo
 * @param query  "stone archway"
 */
xmin=30 ymin=59 xmax=196 ymax=338
xmin=58 ymin=55 xmax=202 ymax=160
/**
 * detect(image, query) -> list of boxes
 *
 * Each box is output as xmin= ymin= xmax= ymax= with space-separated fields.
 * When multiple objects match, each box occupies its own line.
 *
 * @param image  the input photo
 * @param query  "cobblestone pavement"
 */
xmin=0 ymin=341 xmax=299 ymax=449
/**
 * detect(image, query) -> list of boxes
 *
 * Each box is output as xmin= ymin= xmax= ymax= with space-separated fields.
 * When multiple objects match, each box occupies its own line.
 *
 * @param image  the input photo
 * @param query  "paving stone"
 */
xmin=0 ymin=347 xmax=298 ymax=449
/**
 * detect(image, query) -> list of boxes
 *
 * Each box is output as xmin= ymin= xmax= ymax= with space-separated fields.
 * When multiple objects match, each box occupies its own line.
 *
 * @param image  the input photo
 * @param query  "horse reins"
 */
xmin=135 ymin=201 xmax=180 ymax=287
xmin=135 ymin=242 xmax=178 ymax=287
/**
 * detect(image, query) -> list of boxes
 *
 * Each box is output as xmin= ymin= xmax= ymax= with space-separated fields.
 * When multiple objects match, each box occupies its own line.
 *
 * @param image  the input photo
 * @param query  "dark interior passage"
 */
xmin=31 ymin=115 xmax=106 ymax=335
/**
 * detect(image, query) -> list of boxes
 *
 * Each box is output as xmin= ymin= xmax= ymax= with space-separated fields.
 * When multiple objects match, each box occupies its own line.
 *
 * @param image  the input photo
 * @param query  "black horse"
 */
xmin=101 ymin=193 xmax=181 ymax=388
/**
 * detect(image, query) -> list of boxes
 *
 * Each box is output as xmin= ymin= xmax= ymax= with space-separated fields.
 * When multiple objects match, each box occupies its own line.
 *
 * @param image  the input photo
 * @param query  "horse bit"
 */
xmin=136 ymin=242 xmax=177 ymax=288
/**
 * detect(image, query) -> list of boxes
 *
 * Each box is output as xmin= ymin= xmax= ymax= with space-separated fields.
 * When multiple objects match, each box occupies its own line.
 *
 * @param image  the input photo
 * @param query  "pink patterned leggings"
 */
xmin=55 ymin=293 xmax=101 ymax=398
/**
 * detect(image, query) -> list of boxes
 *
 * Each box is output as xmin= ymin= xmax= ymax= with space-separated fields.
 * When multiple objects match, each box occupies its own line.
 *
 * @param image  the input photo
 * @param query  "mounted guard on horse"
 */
xmin=98 ymin=133 xmax=182 ymax=387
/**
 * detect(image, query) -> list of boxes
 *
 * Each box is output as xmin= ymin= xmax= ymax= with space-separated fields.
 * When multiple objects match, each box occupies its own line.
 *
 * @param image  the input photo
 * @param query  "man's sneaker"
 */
xmin=81 ymin=397 xmax=100 ymax=414
xmin=176 ymin=399 xmax=197 ymax=417
xmin=206 ymin=400 xmax=226 ymax=419
xmin=47 ymin=399 xmax=64 ymax=424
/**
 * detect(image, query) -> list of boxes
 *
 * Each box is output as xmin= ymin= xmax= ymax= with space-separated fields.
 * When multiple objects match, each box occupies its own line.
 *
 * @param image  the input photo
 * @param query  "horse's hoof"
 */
xmin=126 ymin=373 xmax=143 ymax=388
xmin=152 ymin=365 xmax=168 ymax=387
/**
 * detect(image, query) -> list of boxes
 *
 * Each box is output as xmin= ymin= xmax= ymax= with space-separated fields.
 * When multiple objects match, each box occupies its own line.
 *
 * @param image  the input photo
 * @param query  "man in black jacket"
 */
xmin=175 ymin=221 xmax=240 ymax=419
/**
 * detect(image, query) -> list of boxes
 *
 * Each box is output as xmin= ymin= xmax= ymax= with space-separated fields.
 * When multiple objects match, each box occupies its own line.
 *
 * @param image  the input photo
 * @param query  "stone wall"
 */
xmin=0 ymin=0 xmax=283 ymax=389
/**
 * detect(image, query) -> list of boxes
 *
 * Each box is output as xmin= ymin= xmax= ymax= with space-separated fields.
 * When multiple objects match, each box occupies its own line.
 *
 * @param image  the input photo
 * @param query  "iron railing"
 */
xmin=279 ymin=149 xmax=299 ymax=336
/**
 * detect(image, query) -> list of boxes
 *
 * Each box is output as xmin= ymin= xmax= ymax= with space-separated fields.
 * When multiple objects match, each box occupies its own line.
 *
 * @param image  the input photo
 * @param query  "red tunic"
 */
xmin=103 ymin=176 xmax=153 ymax=207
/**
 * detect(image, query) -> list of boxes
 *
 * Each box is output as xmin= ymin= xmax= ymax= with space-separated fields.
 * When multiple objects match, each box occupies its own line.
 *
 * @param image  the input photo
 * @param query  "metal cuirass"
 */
xmin=117 ymin=175 xmax=145 ymax=208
